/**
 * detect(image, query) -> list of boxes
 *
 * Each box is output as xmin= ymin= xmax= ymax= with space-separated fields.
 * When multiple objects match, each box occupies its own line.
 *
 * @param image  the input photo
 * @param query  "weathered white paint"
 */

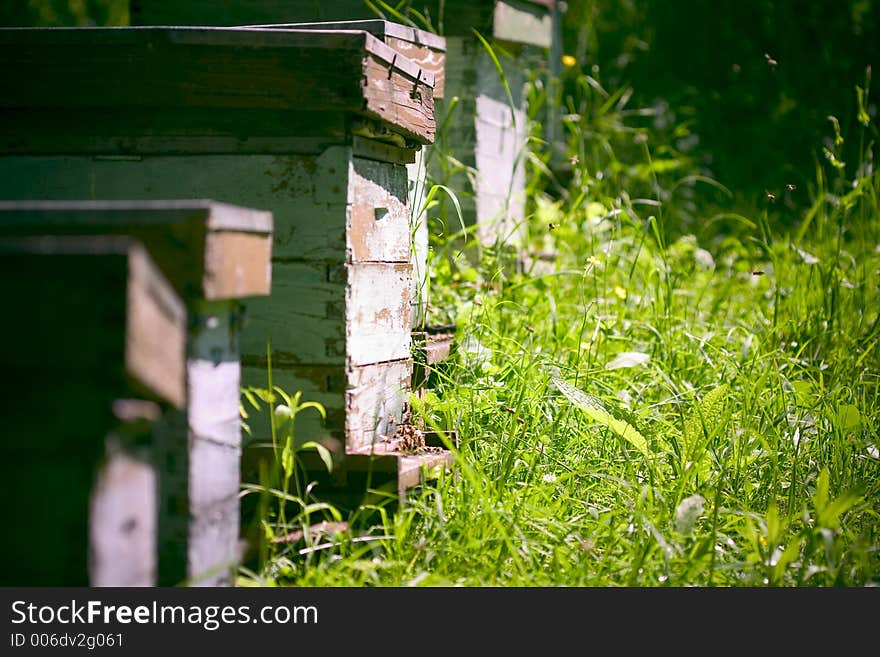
xmin=187 ymin=495 xmax=238 ymax=587
xmin=474 ymin=94 xmax=527 ymax=247
xmin=89 ymin=449 xmax=157 ymax=587
xmin=347 ymin=263 xmax=411 ymax=367
xmin=348 ymin=157 xmax=410 ymax=263
xmin=186 ymin=300 xmax=241 ymax=587
xmin=428 ymin=34 xmax=530 ymax=248
xmin=0 ymin=146 xmax=418 ymax=457
xmin=346 ymin=359 xmax=412 ymax=451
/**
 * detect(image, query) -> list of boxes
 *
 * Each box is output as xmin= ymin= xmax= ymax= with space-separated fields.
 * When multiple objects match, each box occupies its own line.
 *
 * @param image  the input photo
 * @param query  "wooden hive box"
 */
xmin=241 ymin=19 xmax=447 ymax=330
xmin=0 ymin=199 xmax=273 ymax=586
xmin=130 ymin=1 xmax=555 ymax=248
xmin=0 ymin=235 xmax=186 ymax=586
xmin=0 ymin=26 xmax=450 ymax=508
xmin=133 ymin=4 xmax=447 ymax=330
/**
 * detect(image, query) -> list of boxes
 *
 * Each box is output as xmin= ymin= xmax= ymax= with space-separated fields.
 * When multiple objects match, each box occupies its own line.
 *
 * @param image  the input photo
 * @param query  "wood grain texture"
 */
xmin=386 ymin=36 xmax=446 ymax=99
xmin=362 ymin=55 xmax=435 ymax=145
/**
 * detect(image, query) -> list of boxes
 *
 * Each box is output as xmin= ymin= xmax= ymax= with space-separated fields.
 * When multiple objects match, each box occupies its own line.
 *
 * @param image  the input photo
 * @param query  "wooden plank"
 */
xmin=187 ymin=495 xmax=239 ymax=586
xmin=126 ymin=242 xmax=188 ymax=408
xmin=474 ymin=94 xmax=528 ymax=247
xmin=258 ymin=20 xmax=447 ymax=52
xmin=0 ymin=153 xmax=342 ymax=263
xmin=492 ymin=0 xmax=553 ymax=48
xmin=205 ymin=231 xmax=272 ymax=299
xmin=0 ymin=109 xmax=349 ymax=155
xmin=362 ymin=55 xmax=435 ymax=145
xmin=240 ymin=262 xmax=347 ymax=365
xmin=252 ymin=21 xmax=447 ymax=99
xmin=89 ymin=451 xmax=157 ymax=587
xmin=0 ymin=27 xmax=435 ymax=146
xmin=0 ymin=236 xmax=187 ymax=407
xmin=346 ymin=359 xmax=413 ymax=451
xmin=348 ymin=157 xmax=410 ymax=263
xmin=348 ymin=263 xmax=412 ymax=367
xmin=352 ymin=136 xmax=417 ymax=165
xmin=0 ymin=200 xmax=273 ymax=301
xmin=0 ymin=28 xmax=366 ymax=110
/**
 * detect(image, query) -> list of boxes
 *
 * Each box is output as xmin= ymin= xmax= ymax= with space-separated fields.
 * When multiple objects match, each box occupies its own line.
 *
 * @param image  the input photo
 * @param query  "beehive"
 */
xmin=0 ymin=200 xmax=274 ymax=585
xmin=0 ymin=235 xmax=186 ymax=586
xmin=131 ymin=1 xmax=554 ymax=248
xmin=247 ymin=19 xmax=447 ymax=329
xmin=0 ymin=26 xmax=449 ymax=503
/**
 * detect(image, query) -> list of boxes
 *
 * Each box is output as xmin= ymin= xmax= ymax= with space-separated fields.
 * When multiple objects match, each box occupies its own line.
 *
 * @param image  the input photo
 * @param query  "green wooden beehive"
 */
xmin=0 ymin=200 xmax=274 ymax=586
xmin=131 ymin=0 xmax=555 ymax=248
xmin=0 ymin=235 xmax=187 ymax=586
xmin=0 ymin=26 xmax=450 ymax=505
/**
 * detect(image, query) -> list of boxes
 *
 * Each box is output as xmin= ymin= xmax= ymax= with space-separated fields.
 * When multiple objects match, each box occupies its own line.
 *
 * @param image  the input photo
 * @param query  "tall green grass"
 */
xmin=239 ymin=58 xmax=879 ymax=586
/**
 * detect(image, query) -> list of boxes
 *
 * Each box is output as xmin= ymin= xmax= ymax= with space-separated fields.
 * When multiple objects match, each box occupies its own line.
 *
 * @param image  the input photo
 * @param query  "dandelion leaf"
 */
xmin=553 ymin=377 xmax=650 ymax=459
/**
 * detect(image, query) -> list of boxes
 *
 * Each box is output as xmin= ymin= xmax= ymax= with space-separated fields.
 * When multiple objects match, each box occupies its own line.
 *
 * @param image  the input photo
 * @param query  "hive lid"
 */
xmin=249 ymin=19 xmax=447 ymax=51
xmin=0 ymin=27 xmax=436 ymax=150
xmin=0 ymin=199 xmax=274 ymax=301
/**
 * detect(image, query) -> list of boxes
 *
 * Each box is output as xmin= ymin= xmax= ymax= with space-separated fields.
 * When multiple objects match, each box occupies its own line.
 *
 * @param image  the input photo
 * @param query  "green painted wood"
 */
xmin=0 ymin=148 xmax=414 ymax=453
xmin=0 ymin=27 xmax=436 ymax=146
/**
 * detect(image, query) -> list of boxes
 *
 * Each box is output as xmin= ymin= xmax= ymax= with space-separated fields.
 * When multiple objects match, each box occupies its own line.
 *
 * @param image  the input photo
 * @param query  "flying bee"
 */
xmin=766 ymin=192 xmax=776 ymax=202
xmin=764 ymin=53 xmax=778 ymax=68
xmin=752 ymin=270 xmax=765 ymax=276
xmin=549 ymin=222 xmax=557 ymax=231
xmin=786 ymin=184 xmax=796 ymax=191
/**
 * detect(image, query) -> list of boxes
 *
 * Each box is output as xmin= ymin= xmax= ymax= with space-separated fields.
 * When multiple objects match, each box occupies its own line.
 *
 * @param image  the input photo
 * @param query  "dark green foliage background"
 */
xmin=563 ymin=0 xmax=879 ymax=202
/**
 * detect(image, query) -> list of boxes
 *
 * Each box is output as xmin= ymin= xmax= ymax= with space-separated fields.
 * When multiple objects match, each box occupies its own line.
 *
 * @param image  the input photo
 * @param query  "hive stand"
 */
xmin=0 ymin=200 xmax=273 ymax=586
xmin=0 ymin=236 xmax=186 ymax=586
xmin=0 ymin=26 xmax=450 ymax=508
xmin=131 ymin=1 xmax=554 ymax=249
